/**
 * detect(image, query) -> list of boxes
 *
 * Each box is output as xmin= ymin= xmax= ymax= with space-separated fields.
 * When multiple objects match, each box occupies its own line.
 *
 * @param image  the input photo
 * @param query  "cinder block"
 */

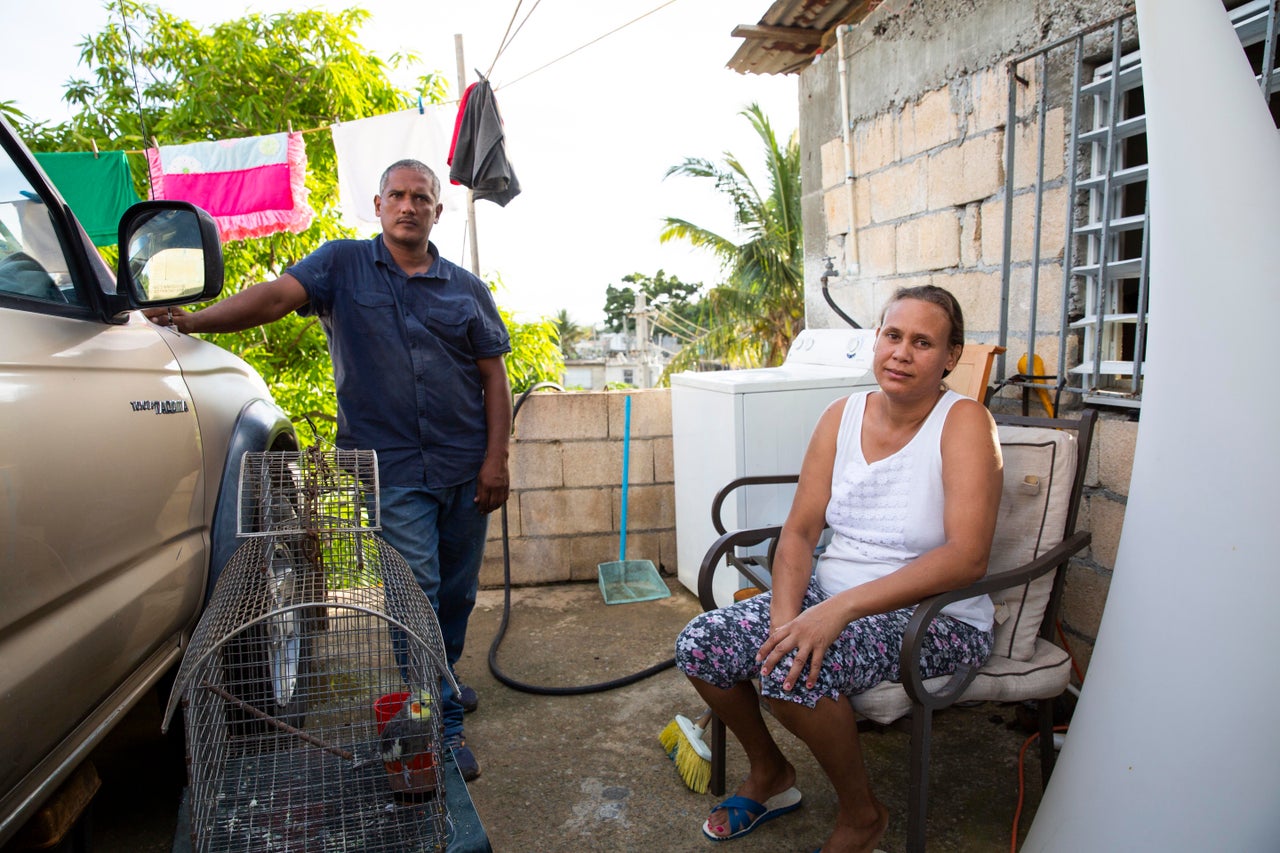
xmin=1012 ymin=59 xmax=1041 ymax=117
xmin=515 ymin=391 xmax=608 ymax=440
xmin=868 ymin=158 xmax=926 ymax=223
xmin=1097 ymin=416 xmax=1139 ymax=497
xmin=1012 ymin=106 xmax=1066 ymax=187
xmin=613 ymin=483 xmax=676 ymax=531
xmin=820 ymin=136 xmax=846 ymax=191
xmin=855 ymin=178 xmax=872 ymax=228
xmin=1029 ymin=184 xmax=1067 ymax=262
xmin=625 ymin=440 xmax=657 ymax=485
xmin=522 ymin=488 xmax=612 ymax=537
xmin=612 ymin=530 xmax=664 ymax=569
xmin=853 ymin=111 xmax=897 ymax=175
xmin=980 ymin=190 xmax=1066 ymax=267
xmin=895 ymin=210 xmax=961 ymax=274
xmin=509 ymin=440 xmax=564 ymax=490
xmin=979 ymin=197 xmax=1005 ymax=267
xmin=824 ymin=187 xmax=851 ymax=236
xmin=900 ymin=86 xmax=958 ymax=158
xmin=926 ymin=132 xmax=1005 ymax=209
xmin=1062 ymin=562 xmax=1112 ymax=641
xmin=569 ymin=533 xmax=620 ymax=581
xmin=609 ymin=389 xmax=671 ymax=439
xmin=561 ymin=439 xmax=624 ymax=488
xmin=1003 ymin=263 xmax=1066 ymax=335
xmin=959 ymin=203 xmax=982 ymax=268
xmin=652 ymin=436 xmax=674 ymax=484
xmin=504 ymin=536 xmax=575 ymax=585
xmin=937 ymin=269 xmax=1002 ymax=335
xmin=487 ymin=492 xmax=520 ymax=540
xmin=970 ymin=65 xmax=1011 ymax=134
xmin=1082 ymin=492 xmax=1127 ymax=570
xmin=857 ymin=224 xmax=897 ymax=277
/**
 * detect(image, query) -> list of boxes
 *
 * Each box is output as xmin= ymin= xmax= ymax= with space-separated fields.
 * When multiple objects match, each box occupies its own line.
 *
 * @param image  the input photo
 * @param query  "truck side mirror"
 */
xmin=117 ymin=201 xmax=223 ymax=306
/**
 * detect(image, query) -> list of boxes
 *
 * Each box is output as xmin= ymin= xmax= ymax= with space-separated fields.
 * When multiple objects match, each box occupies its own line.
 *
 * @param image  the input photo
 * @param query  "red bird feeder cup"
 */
xmin=375 ymin=692 xmax=439 ymax=800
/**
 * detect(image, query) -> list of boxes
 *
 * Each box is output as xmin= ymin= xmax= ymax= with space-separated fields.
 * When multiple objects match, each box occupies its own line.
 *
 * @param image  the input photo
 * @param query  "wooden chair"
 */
xmin=946 ymin=343 xmax=1005 ymax=404
xmin=694 ymin=409 xmax=1097 ymax=853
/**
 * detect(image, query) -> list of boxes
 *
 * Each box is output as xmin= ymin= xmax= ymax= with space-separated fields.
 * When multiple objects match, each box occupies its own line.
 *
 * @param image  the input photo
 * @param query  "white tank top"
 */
xmin=813 ymin=390 xmax=994 ymax=631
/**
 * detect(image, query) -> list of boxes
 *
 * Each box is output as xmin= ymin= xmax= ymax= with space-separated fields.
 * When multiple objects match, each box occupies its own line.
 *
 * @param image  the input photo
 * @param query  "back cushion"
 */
xmin=987 ymin=425 xmax=1078 ymax=661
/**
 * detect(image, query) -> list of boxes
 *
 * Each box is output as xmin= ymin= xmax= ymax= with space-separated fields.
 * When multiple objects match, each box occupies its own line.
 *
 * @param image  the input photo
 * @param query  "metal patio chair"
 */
xmin=695 ymin=409 xmax=1097 ymax=852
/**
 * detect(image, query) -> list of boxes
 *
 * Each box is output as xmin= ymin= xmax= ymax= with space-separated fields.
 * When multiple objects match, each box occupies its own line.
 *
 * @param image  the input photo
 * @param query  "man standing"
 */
xmin=150 ymin=159 xmax=510 ymax=780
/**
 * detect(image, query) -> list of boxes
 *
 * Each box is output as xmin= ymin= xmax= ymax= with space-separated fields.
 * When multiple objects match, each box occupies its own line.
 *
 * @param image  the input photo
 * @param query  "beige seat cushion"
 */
xmin=987 ymin=425 xmax=1079 ymax=661
xmin=850 ymin=638 xmax=1071 ymax=725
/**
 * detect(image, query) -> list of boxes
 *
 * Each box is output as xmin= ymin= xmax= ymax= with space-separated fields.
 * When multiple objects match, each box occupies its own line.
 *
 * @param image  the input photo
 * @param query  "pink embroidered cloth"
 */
xmin=147 ymin=132 xmax=313 ymax=242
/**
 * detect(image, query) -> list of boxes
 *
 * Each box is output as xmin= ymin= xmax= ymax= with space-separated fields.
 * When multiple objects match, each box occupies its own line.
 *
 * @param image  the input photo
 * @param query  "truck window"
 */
xmin=0 ymin=153 xmax=81 ymax=306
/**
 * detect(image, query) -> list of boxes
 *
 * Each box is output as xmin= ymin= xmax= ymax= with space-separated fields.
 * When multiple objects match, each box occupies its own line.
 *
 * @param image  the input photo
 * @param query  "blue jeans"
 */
xmin=376 ymin=479 xmax=488 ymax=740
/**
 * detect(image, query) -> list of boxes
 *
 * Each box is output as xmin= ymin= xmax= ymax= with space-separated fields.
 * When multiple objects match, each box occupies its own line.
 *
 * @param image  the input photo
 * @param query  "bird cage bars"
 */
xmin=164 ymin=447 xmax=456 ymax=853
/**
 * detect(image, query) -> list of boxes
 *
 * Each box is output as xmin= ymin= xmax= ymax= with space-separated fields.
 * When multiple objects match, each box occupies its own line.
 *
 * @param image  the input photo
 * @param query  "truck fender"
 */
xmin=206 ymin=399 xmax=298 ymax=602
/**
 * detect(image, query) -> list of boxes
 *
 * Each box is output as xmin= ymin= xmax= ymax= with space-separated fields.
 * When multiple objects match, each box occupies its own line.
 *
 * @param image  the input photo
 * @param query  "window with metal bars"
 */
xmin=1002 ymin=0 xmax=1277 ymax=410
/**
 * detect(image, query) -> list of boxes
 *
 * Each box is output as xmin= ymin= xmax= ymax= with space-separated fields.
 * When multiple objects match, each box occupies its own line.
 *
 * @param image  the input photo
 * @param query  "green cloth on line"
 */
xmin=34 ymin=151 xmax=140 ymax=246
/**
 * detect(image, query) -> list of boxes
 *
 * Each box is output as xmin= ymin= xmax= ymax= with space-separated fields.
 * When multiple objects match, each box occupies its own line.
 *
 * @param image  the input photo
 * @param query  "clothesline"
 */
xmin=116 ymin=102 xmax=462 ymax=155
xmin=42 ymin=76 xmax=518 ymax=248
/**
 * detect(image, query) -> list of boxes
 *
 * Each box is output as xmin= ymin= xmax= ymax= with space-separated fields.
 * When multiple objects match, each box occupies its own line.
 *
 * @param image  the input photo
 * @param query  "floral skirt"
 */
xmin=675 ymin=580 xmax=993 ymax=708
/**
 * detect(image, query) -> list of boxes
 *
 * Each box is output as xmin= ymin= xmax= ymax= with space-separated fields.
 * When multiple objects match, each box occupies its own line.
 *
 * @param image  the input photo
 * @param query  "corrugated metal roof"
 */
xmin=727 ymin=0 xmax=880 ymax=75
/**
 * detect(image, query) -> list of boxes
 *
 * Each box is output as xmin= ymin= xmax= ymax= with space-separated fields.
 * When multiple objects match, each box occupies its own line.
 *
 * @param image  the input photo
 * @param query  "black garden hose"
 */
xmin=485 ymin=382 xmax=676 ymax=695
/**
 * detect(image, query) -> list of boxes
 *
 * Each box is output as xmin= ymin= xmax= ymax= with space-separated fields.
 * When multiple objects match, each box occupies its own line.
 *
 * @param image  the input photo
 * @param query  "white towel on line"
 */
xmin=331 ymin=106 xmax=464 ymax=227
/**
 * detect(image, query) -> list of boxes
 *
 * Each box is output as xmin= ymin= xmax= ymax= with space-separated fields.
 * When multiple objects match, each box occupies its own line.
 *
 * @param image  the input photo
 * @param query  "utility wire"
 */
xmin=500 ymin=0 xmax=681 ymax=89
xmin=486 ymin=0 xmax=545 ymax=79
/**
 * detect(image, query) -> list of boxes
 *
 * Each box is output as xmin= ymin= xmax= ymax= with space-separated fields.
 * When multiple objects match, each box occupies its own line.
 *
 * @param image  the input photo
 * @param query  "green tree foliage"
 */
xmin=551 ymin=309 xmax=589 ymax=359
xmin=602 ymin=270 xmax=702 ymax=338
xmin=17 ymin=0 xmax=559 ymax=443
xmin=660 ymin=104 xmax=803 ymax=373
xmin=488 ymin=274 xmax=562 ymax=391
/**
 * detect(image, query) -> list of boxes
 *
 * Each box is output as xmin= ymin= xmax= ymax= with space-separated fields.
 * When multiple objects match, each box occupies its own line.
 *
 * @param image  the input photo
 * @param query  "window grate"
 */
xmin=999 ymin=0 xmax=1278 ymax=410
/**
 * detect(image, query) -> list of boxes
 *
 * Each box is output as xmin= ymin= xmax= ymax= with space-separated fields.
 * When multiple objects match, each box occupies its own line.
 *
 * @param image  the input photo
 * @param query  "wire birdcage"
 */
xmin=164 ymin=447 xmax=454 ymax=853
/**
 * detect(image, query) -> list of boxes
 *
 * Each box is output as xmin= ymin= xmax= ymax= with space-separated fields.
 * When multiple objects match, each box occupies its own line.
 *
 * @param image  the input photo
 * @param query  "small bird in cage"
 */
xmin=379 ymin=688 xmax=440 ymax=800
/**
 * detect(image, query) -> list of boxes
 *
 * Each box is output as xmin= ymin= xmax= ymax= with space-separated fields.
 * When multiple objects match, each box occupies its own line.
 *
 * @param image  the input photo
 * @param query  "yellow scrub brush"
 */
xmin=659 ymin=710 xmax=712 ymax=794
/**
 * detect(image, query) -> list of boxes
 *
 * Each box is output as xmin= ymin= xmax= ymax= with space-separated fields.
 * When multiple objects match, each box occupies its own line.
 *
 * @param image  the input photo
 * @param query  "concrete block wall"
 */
xmin=799 ymin=0 xmax=1136 ymax=681
xmin=815 ymin=62 xmax=1067 ymax=359
xmin=479 ymin=389 xmax=675 ymax=589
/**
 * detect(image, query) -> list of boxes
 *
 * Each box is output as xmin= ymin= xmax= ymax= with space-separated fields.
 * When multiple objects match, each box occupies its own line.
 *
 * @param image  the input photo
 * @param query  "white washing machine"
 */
xmin=671 ymin=328 xmax=879 ymax=607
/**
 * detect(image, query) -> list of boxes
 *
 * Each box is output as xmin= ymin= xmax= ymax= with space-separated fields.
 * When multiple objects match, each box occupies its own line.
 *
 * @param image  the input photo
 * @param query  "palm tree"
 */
xmin=660 ymin=103 xmax=803 ymax=372
xmin=552 ymin=308 xmax=588 ymax=358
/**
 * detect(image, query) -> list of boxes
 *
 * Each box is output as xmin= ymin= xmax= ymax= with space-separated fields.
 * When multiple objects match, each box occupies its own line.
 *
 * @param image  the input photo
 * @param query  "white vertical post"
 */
xmin=1023 ymin=1 xmax=1280 ymax=848
xmin=454 ymin=34 xmax=480 ymax=277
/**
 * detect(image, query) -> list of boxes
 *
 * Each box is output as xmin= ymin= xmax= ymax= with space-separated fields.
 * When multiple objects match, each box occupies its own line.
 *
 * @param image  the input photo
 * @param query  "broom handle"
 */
xmin=620 ymin=395 xmax=630 ymax=561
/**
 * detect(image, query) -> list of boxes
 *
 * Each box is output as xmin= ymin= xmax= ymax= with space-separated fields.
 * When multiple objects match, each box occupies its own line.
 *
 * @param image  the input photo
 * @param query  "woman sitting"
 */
xmin=675 ymin=285 xmax=1003 ymax=853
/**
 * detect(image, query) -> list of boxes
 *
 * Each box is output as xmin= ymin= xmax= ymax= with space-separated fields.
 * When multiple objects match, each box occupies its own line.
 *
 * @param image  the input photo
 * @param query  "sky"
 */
xmin=6 ymin=0 xmax=800 ymax=326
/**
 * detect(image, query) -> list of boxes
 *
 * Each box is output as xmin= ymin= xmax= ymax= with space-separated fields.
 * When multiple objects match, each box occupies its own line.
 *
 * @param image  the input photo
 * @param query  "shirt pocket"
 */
xmin=424 ymin=301 xmax=472 ymax=349
xmin=350 ymin=284 xmax=399 ymax=338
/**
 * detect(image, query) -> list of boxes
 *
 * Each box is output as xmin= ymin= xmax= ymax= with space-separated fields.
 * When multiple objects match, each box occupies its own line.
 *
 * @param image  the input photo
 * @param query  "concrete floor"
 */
xmin=455 ymin=577 xmax=1049 ymax=852
xmin=65 ymin=575 xmax=1051 ymax=853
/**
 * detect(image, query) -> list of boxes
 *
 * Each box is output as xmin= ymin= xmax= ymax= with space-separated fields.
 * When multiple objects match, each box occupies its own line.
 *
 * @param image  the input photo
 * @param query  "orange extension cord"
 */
xmin=1009 ymin=621 xmax=1084 ymax=851
xmin=1010 ymin=725 xmax=1070 ymax=852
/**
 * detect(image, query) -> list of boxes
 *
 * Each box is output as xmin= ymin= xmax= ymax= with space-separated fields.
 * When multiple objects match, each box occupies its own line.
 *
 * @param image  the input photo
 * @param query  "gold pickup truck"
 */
xmin=0 ymin=116 xmax=297 ymax=848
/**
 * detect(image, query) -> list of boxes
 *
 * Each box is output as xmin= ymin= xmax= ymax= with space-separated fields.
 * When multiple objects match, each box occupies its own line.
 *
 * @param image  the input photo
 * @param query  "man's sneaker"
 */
xmin=446 ymin=735 xmax=480 ymax=781
xmin=458 ymin=683 xmax=479 ymax=714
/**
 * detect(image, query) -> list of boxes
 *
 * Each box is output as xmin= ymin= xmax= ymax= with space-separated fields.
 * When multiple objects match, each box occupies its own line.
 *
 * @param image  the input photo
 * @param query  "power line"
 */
xmin=499 ymin=0 xmax=681 ymax=89
xmin=486 ymin=0 xmax=545 ymax=79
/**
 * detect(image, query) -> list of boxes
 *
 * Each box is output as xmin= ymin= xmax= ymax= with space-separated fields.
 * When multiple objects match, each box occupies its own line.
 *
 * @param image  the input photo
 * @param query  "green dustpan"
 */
xmin=599 ymin=396 xmax=670 ymax=605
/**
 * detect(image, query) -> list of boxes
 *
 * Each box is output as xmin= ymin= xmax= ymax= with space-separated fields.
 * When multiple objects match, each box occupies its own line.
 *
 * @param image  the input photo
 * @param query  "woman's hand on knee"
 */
xmin=757 ymin=602 xmax=844 ymax=691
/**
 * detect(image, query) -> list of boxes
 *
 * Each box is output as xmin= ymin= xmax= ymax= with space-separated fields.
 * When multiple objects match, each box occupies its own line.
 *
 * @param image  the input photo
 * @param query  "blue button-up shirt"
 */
xmin=290 ymin=237 xmax=510 ymax=488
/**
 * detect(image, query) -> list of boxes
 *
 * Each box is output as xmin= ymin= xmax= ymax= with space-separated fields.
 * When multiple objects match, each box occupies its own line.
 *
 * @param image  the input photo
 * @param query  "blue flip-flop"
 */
xmin=701 ymin=786 xmax=802 ymax=841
